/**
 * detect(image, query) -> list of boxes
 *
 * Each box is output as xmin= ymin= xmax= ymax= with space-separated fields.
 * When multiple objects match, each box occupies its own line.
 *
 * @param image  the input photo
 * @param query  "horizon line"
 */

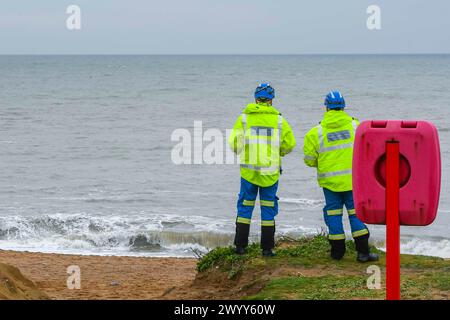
xmin=0 ymin=53 xmax=450 ymax=56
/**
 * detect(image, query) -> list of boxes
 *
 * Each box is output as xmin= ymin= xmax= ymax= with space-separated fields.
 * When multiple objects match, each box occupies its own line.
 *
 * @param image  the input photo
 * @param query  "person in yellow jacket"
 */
xmin=303 ymin=91 xmax=378 ymax=262
xmin=229 ymin=83 xmax=296 ymax=257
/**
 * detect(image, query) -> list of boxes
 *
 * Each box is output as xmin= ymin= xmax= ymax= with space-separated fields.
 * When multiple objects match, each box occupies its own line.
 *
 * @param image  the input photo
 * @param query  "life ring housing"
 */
xmin=353 ymin=120 xmax=441 ymax=226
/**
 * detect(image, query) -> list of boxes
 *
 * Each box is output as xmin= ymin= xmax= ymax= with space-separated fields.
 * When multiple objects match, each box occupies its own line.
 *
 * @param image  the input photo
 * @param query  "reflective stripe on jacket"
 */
xmin=303 ymin=110 xmax=359 ymax=192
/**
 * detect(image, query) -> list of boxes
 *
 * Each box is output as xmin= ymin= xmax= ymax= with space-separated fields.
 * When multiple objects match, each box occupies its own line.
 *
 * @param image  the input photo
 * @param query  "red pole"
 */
xmin=386 ymin=141 xmax=400 ymax=300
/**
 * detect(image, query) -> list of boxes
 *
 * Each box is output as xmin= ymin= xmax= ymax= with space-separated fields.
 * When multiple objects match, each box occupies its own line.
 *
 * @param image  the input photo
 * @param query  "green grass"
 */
xmin=196 ymin=242 xmax=262 ymax=278
xmin=196 ymin=234 xmax=450 ymax=300
xmin=198 ymin=235 xmax=341 ymax=268
xmin=246 ymin=275 xmax=382 ymax=300
xmin=197 ymin=234 xmax=376 ymax=272
xmin=247 ymin=272 xmax=450 ymax=300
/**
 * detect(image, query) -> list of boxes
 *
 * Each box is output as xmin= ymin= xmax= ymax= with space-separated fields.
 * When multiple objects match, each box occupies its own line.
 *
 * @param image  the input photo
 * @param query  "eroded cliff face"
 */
xmin=0 ymin=263 xmax=49 ymax=300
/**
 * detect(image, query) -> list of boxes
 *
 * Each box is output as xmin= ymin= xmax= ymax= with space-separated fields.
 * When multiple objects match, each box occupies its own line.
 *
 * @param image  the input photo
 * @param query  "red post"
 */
xmin=386 ymin=141 xmax=400 ymax=300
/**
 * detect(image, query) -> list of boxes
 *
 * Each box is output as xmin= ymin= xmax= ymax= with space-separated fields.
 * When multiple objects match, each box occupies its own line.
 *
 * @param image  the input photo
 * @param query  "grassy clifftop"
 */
xmin=195 ymin=235 xmax=450 ymax=300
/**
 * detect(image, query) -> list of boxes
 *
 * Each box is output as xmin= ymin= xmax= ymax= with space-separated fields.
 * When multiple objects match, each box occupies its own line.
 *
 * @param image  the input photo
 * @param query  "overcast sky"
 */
xmin=0 ymin=0 xmax=449 ymax=54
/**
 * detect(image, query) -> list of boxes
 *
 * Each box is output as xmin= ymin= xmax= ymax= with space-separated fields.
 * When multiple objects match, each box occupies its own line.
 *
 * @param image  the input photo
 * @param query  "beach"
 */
xmin=2 ymin=235 xmax=449 ymax=300
xmin=0 ymin=250 xmax=197 ymax=300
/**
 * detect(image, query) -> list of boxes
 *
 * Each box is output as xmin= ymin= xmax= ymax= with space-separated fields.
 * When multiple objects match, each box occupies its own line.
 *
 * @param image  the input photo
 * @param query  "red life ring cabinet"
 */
xmin=353 ymin=120 xmax=441 ymax=226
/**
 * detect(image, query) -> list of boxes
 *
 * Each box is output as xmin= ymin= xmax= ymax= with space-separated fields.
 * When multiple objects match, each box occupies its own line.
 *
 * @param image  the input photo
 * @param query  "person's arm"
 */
xmin=228 ymin=115 xmax=245 ymax=154
xmin=303 ymin=128 xmax=319 ymax=167
xmin=280 ymin=118 xmax=296 ymax=157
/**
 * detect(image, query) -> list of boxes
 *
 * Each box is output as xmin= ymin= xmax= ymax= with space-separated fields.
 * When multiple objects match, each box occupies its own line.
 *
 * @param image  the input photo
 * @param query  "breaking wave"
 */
xmin=0 ymin=214 xmax=235 ymax=257
xmin=391 ymin=238 xmax=450 ymax=259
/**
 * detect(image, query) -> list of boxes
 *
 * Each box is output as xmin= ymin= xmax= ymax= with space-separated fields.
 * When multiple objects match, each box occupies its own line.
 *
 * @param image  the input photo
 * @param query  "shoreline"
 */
xmin=0 ymin=249 xmax=197 ymax=300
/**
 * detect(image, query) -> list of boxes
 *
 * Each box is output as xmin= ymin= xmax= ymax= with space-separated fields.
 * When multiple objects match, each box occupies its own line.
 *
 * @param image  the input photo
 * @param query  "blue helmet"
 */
xmin=255 ymin=83 xmax=275 ymax=100
xmin=324 ymin=91 xmax=346 ymax=109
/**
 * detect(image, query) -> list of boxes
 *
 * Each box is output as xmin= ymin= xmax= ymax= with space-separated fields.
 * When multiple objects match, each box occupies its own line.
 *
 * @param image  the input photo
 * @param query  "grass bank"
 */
xmin=194 ymin=235 xmax=450 ymax=300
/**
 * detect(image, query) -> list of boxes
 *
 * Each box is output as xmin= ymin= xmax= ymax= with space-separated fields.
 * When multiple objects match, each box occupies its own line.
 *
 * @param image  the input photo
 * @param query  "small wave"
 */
xmin=279 ymin=198 xmax=323 ymax=207
xmin=84 ymin=197 xmax=154 ymax=204
xmin=41 ymin=190 xmax=235 ymax=204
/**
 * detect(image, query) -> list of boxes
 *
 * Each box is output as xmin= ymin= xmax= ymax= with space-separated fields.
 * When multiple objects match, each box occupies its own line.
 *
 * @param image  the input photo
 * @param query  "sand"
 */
xmin=0 ymin=250 xmax=197 ymax=300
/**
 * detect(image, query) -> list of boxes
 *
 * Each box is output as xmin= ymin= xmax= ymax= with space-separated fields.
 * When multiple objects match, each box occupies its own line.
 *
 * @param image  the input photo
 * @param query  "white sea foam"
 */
xmin=1 ymin=213 xmax=450 ymax=259
xmin=0 ymin=213 xmax=315 ymax=257
xmin=380 ymin=238 xmax=450 ymax=259
xmin=375 ymin=238 xmax=450 ymax=259
xmin=0 ymin=213 xmax=234 ymax=257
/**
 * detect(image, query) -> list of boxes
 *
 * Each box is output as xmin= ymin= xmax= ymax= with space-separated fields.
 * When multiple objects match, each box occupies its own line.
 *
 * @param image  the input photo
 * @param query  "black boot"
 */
xmin=354 ymin=234 xmax=379 ymax=263
xmin=329 ymin=239 xmax=346 ymax=260
xmin=261 ymin=225 xmax=276 ymax=257
xmin=234 ymin=222 xmax=250 ymax=255
xmin=357 ymin=252 xmax=379 ymax=262
xmin=262 ymin=249 xmax=276 ymax=257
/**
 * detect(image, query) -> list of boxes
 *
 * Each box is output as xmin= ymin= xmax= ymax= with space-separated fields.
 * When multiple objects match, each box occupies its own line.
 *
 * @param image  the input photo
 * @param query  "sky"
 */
xmin=0 ymin=0 xmax=449 ymax=54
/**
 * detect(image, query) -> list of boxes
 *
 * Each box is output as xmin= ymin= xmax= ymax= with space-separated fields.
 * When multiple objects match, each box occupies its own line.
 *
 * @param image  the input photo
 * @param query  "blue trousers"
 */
xmin=236 ymin=178 xmax=278 ymax=226
xmin=323 ymin=188 xmax=369 ymax=241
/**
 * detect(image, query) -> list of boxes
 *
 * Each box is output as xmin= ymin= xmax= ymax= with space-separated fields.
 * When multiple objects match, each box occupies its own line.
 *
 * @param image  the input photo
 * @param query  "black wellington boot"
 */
xmin=234 ymin=222 xmax=250 ymax=255
xmin=329 ymin=239 xmax=346 ymax=260
xmin=354 ymin=234 xmax=379 ymax=263
xmin=261 ymin=225 xmax=276 ymax=257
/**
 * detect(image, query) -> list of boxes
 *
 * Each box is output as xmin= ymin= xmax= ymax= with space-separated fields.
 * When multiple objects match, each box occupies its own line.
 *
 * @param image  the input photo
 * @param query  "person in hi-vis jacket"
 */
xmin=229 ymin=83 xmax=296 ymax=257
xmin=303 ymin=91 xmax=379 ymax=262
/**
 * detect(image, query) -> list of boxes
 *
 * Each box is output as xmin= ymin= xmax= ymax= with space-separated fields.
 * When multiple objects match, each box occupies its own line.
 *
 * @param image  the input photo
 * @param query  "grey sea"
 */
xmin=1 ymin=55 xmax=449 ymax=257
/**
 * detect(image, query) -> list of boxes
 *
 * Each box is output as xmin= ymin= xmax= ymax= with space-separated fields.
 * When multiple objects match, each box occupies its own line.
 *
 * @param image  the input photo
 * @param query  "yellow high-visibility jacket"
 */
xmin=303 ymin=110 xmax=359 ymax=192
xmin=229 ymin=103 xmax=296 ymax=187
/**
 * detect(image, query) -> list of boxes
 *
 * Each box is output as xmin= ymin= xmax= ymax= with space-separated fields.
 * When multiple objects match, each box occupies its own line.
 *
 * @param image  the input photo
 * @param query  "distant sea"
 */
xmin=0 ymin=55 xmax=449 ymax=257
